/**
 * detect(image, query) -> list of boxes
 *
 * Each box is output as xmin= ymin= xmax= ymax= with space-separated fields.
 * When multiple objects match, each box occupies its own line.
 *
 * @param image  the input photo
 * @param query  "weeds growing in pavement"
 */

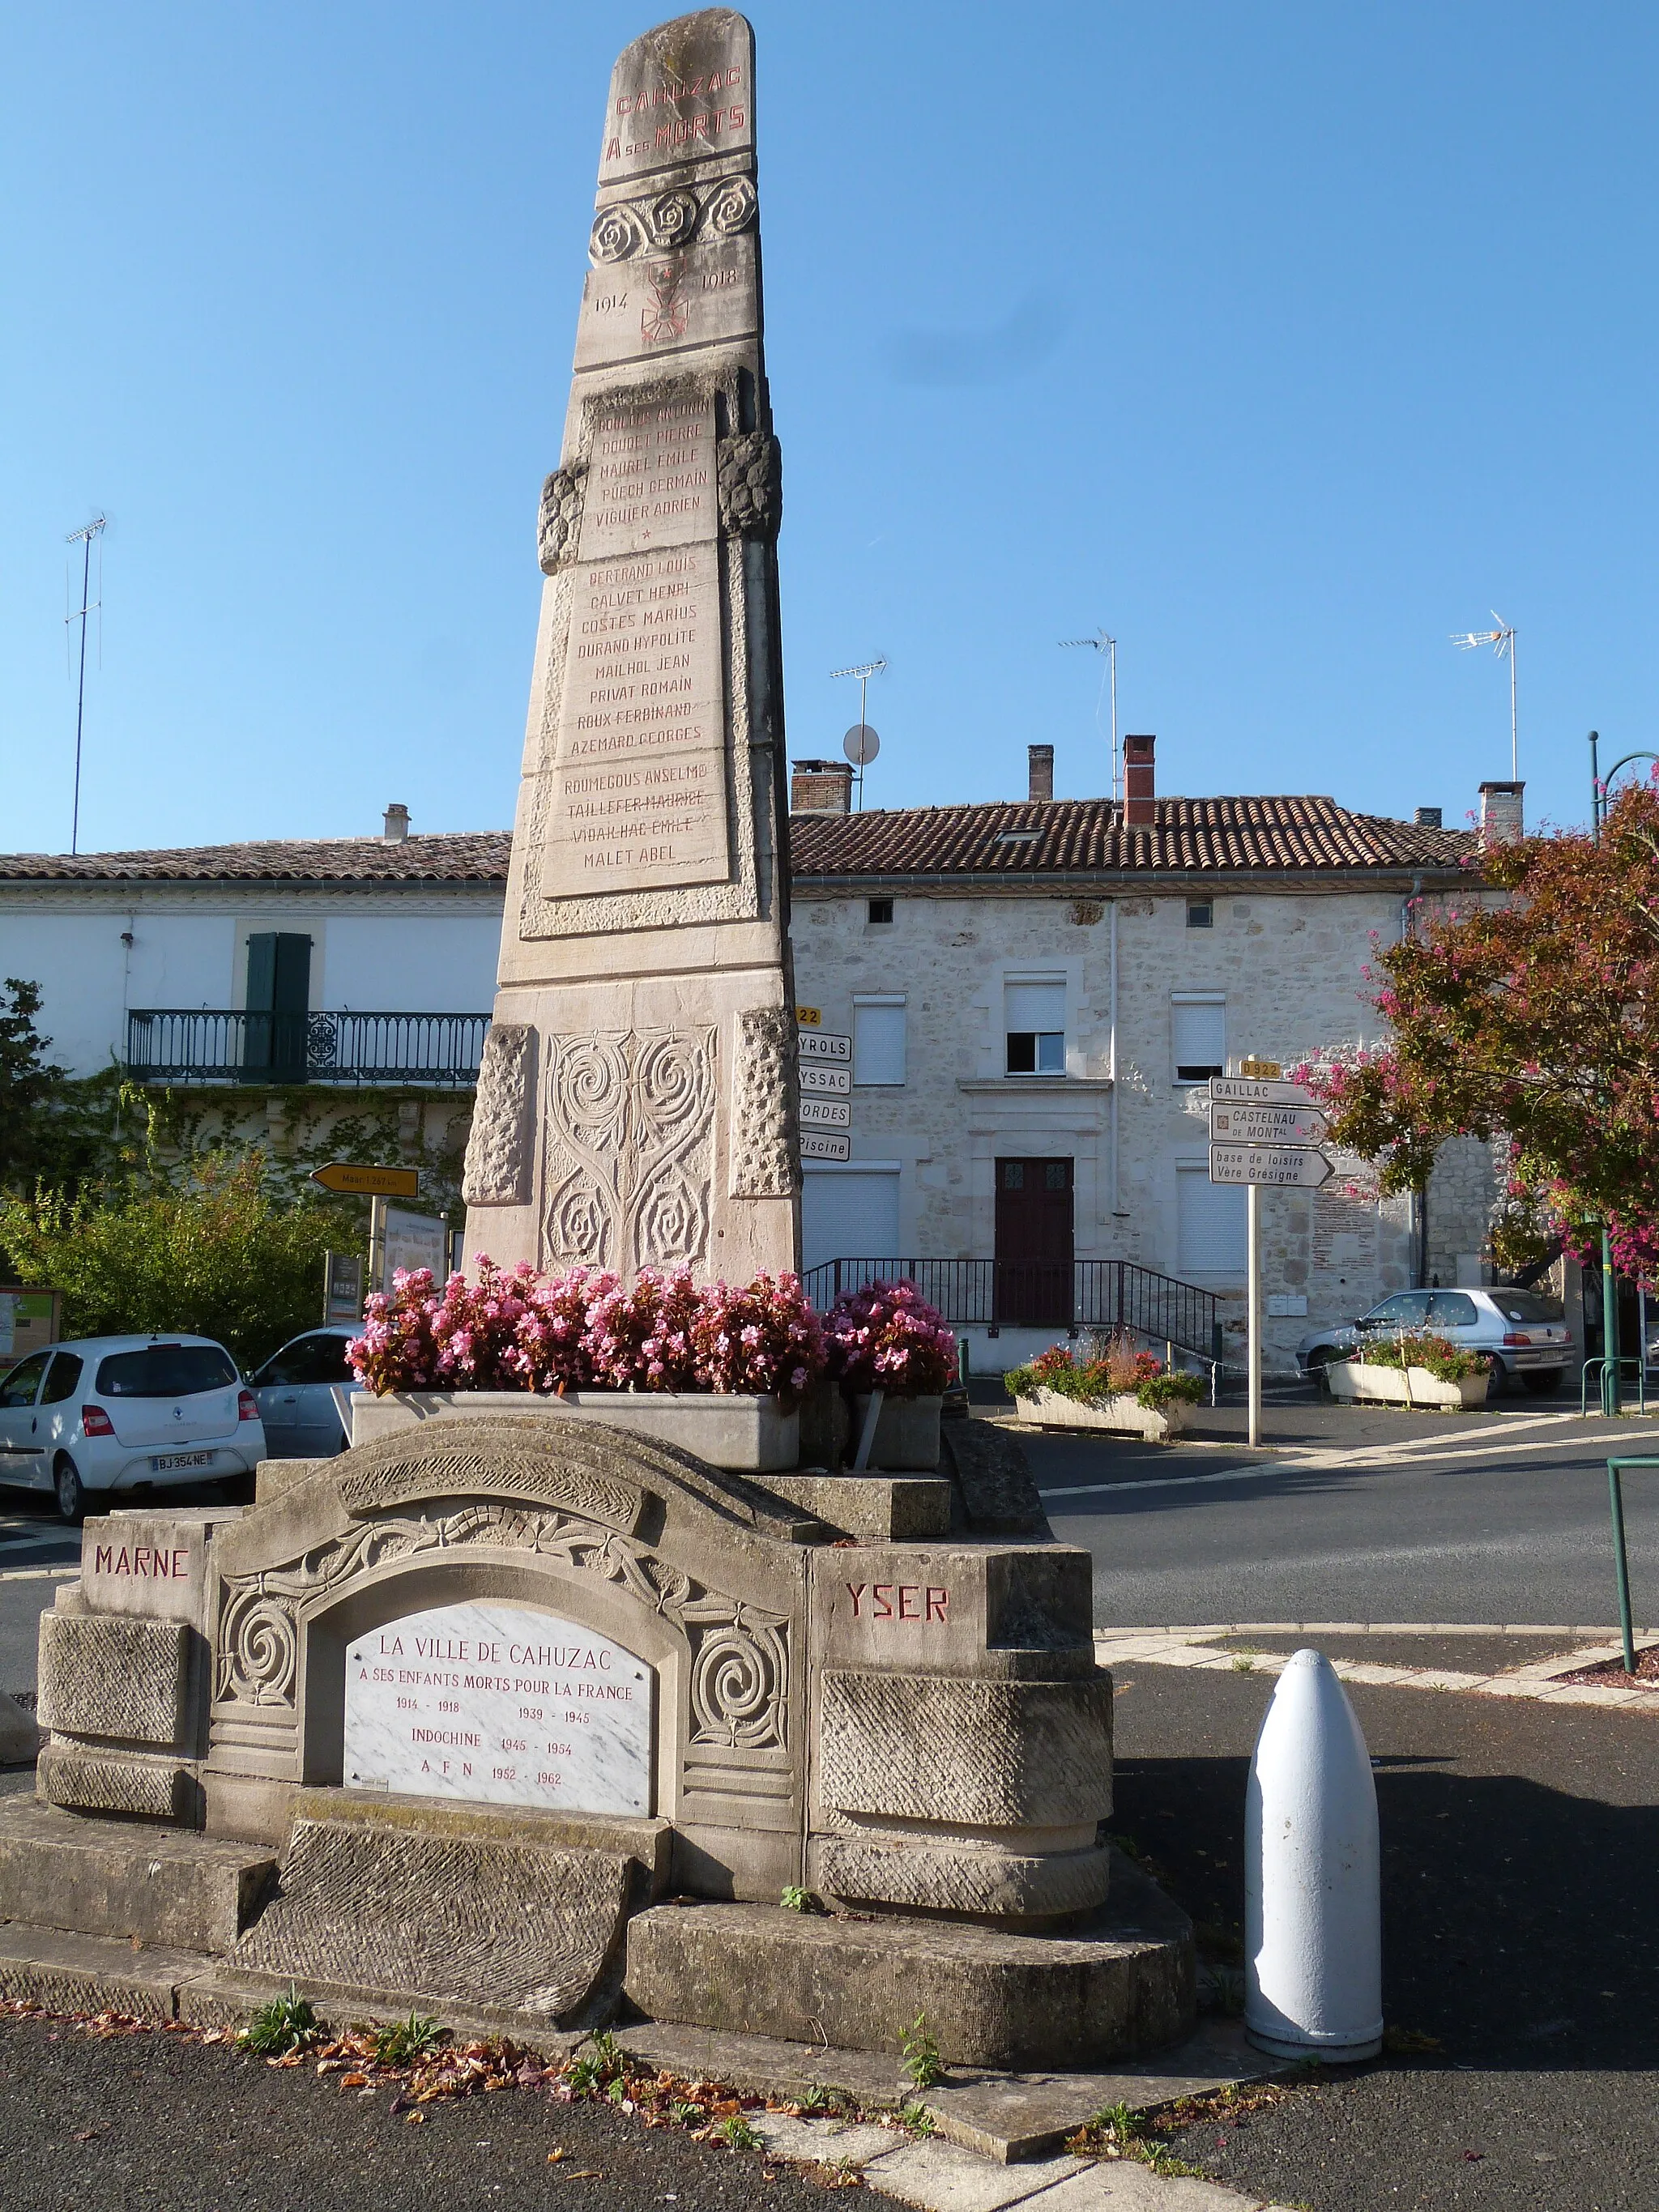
xmin=369 ymin=2012 xmax=444 ymax=2065
xmin=897 ymin=2099 xmax=937 ymax=2135
xmin=565 ymin=2030 xmax=623 ymax=2096
xmin=900 ymin=2014 xmax=943 ymax=2090
xmin=716 ymin=2112 xmax=763 ymax=2150
xmin=779 ymin=1885 xmax=821 ymax=1913
xmin=240 ymin=1986 xmax=320 ymax=2056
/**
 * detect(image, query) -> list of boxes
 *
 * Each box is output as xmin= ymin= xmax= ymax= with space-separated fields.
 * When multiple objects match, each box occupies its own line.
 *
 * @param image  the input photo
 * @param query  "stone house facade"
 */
xmin=786 ymin=744 xmax=1516 ymax=1375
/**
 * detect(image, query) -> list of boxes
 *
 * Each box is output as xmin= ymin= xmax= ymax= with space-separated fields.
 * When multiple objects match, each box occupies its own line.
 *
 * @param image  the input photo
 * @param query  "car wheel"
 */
xmin=1521 ymin=1368 xmax=1562 ymax=1396
xmin=1478 ymin=1353 xmax=1508 ymax=1396
xmin=1304 ymin=1347 xmax=1337 ymax=1394
xmin=54 ymin=1457 xmax=87 ymax=1524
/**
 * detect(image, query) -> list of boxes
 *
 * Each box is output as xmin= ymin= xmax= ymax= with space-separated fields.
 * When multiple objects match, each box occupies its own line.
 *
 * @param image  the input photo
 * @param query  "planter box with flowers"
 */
xmin=1324 ymin=1331 xmax=1489 ymax=1410
xmin=1004 ymin=1340 xmax=1206 ymax=1443
xmin=343 ymin=1263 xmax=957 ymax=1477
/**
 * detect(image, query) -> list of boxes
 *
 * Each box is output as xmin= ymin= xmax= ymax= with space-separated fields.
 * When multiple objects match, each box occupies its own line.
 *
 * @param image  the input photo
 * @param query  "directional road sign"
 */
xmin=797 ymin=1028 xmax=851 ymax=1063
xmin=1209 ymin=1143 xmax=1333 ymax=1189
xmin=1209 ymin=1076 xmax=1316 ymax=1110
xmin=1209 ymin=1102 xmax=1328 ymax=1146
xmin=310 ymin=1162 xmax=420 ymax=1199
xmin=799 ymin=1062 xmax=851 ymax=1096
xmin=800 ymin=1130 xmax=851 ymax=1162
xmin=799 ymin=1095 xmax=851 ymax=1131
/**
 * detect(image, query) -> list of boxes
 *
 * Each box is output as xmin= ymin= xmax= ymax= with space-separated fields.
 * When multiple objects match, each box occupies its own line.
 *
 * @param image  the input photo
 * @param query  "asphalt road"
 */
xmin=1023 ymin=1392 xmax=1659 ymax=1627
xmin=0 ymin=2012 xmax=839 ymax=2212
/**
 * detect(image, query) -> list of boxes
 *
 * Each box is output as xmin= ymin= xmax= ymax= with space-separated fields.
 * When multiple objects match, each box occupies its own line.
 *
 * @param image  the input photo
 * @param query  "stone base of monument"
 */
xmin=10 ymin=1407 xmax=1209 ymax=2080
xmin=623 ymin=1848 xmax=1194 ymax=2071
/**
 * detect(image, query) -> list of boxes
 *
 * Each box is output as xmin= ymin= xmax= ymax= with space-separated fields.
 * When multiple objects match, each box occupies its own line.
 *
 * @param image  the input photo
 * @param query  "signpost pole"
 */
xmin=1247 ymin=1182 xmax=1262 ymax=1448
xmin=368 ymin=1196 xmax=387 ymax=1298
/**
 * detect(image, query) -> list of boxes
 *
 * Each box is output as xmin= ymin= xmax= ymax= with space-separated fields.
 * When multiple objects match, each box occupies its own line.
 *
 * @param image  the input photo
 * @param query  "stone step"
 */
xmin=0 ymin=1798 xmax=276 ymax=1954
xmin=623 ymin=1849 xmax=1195 ymax=2073
xmin=232 ymin=1812 xmax=638 ymax=2027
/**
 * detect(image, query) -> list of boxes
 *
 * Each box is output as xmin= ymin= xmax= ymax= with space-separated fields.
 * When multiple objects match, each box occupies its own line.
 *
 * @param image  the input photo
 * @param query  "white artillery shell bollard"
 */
xmin=1245 ymin=1648 xmax=1383 ymax=2061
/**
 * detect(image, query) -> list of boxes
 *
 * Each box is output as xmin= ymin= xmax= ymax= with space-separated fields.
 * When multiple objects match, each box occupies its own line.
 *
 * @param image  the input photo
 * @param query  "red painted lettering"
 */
xmin=872 ymin=1585 xmax=893 ymax=1619
xmin=926 ymin=1587 xmax=949 ymax=1622
xmin=898 ymin=1585 xmax=919 ymax=1620
xmin=95 ymin=1545 xmax=112 ymax=1574
xmin=845 ymin=1583 xmax=866 ymax=1617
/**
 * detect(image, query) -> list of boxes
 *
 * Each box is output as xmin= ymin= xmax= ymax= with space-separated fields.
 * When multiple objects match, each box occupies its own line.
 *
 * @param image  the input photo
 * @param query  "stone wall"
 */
xmin=790 ymin=884 xmax=1424 ymax=1373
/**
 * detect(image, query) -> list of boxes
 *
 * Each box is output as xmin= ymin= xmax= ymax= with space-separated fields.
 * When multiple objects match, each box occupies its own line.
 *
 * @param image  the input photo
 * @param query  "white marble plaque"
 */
xmin=343 ymin=1600 xmax=652 ymax=1815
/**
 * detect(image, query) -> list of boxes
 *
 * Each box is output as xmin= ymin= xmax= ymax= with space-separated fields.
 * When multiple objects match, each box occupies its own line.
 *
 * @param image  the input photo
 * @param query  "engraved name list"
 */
xmin=543 ymin=392 xmax=730 ymax=899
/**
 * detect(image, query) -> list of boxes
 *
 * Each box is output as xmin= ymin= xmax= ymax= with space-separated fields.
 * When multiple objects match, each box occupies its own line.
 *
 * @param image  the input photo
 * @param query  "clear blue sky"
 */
xmin=2 ymin=2 xmax=1653 ymax=854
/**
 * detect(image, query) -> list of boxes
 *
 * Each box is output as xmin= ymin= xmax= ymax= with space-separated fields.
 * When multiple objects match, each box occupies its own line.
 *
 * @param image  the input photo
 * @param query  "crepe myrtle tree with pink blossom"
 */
xmin=1293 ymin=774 xmax=1659 ymax=1286
xmin=821 ymin=1279 xmax=957 ymax=1399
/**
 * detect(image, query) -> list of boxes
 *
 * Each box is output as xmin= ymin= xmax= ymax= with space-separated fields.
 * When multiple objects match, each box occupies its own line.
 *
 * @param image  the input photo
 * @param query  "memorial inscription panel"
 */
xmin=343 ymin=1600 xmax=652 ymax=1816
xmin=541 ymin=389 xmax=729 ymax=901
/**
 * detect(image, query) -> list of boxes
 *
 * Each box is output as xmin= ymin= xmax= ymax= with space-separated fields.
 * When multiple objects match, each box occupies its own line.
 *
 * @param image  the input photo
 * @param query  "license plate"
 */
xmin=149 ymin=1450 xmax=215 ymax=1473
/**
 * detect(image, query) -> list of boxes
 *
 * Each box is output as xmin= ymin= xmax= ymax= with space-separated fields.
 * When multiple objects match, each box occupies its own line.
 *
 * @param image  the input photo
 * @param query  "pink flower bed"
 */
xmin=820 ymin=1279 xmax=957 ymax=1398
xmin=348 ymin=1264 xmax=955 ymax=1404
xmin=349 ymin=1258 xmax=830 ymax=1403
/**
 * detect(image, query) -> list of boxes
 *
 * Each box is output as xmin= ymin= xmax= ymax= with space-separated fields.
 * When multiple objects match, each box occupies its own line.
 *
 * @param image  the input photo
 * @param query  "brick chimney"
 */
xmin=1124 ymin=735 xmax=1156 ymax=828
xmin=1027 ymin=744 xmax=1054 ymax=802
xmin=791 ymin=759 xmax=853 ymax=816
xmin=382 ymin=803 xmax=410 ymax=844
xmin=1414 ymin=806 xmax=1443 ymax=829
xmin=1478 ymin=780 xmax=1525 ymax=846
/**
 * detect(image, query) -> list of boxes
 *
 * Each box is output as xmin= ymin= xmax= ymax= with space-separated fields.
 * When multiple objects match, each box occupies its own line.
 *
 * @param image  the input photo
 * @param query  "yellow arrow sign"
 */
xmin=310 ymin=1162 xmax=420 ymax=1199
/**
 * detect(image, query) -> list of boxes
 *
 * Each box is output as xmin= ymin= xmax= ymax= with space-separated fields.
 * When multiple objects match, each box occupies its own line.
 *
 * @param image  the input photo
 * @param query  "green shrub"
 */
xmin=240 ymin=1986 xmax=320 ymax=2056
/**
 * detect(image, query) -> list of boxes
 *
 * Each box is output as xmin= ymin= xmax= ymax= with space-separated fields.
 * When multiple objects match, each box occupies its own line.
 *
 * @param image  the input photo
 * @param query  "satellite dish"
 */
xmin=842 ymin=722 xmax=881 ymax=766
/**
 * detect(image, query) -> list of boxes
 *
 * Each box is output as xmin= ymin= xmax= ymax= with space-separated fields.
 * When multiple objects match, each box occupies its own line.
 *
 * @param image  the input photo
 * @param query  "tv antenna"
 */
xmin=830 ymin=656 xmax=886 ymax=810
xmin=1060 ymin=629 xmax=1118 ymax=801
xmin=65 ymin=514 xmax=106 ymax=855
xmin=1451 ymin=613 xmax=1517 ymax=780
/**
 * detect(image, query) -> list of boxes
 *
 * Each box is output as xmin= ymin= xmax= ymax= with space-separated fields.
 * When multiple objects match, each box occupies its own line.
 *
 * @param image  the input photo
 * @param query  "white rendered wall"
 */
xmin=318 ymin=914 xmax=501 ymax=1012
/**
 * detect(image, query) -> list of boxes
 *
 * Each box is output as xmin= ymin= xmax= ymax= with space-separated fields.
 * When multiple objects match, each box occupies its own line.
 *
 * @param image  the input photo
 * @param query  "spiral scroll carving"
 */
xmin=541 ymin=1025 xmax=715 ymax=1273
xmin=218 ymin=1589 xmax=299 ymax=1708
xmin=585 ymin=175 xmax=758 ymax=265
xmin=690 ymin=1613 xmax=787 ymax=1750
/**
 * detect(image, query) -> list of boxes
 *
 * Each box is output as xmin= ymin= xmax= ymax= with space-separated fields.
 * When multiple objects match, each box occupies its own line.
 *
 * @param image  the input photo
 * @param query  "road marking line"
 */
xmin=1040 ymin=1427 xmax=1645 ymax=1498
xmin=1093 ymin=1626 xmax=1659 ymax=1712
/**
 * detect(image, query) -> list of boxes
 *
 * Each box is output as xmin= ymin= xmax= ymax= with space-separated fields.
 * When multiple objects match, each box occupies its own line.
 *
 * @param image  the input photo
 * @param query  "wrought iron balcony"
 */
xmin=126 ymin=1009 xmax=490 ymax=1089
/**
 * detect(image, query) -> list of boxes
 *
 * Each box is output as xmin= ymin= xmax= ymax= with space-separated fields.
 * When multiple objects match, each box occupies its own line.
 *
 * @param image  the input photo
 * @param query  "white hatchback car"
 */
xmin=0 ymin=1335 xmax=267 ymax=1521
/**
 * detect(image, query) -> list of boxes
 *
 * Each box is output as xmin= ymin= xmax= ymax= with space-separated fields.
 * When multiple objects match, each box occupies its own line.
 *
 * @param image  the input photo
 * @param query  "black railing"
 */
xmin=126 ymin=1009 xmax=490 ymax=1088
xmin=800 ymin=1256 xmax=1223 ymax=1365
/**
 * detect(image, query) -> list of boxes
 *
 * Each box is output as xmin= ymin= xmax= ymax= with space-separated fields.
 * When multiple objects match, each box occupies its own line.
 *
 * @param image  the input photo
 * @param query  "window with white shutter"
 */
xmin=1177 ymin=1166 xmax=1247 ymax=1274
xmin=853 ymin=997 xmax=906 ymax=1086
xmin=1171 ymin=998 xmax=1226 ymax=1084
xmin=1005 ymin=978 xmax=1065 ymax=1076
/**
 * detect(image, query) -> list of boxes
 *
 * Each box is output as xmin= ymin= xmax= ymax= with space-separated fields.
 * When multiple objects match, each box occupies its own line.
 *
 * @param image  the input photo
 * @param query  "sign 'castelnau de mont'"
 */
xmin=461 ymin=6 xmax=800 ymax=1285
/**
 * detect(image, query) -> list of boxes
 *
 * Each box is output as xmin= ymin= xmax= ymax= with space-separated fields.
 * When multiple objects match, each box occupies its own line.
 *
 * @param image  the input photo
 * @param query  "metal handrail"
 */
xmin=799 ymin=1255 xmax=1223 ymax=1366
xmin=1606 ymin=1456 xmax=1659 ymax=1673
xmin=1581 ymin=1354 xmax=1650 ymax=1419
xmin=126 ymin=1008 xmax=490 ymax=1088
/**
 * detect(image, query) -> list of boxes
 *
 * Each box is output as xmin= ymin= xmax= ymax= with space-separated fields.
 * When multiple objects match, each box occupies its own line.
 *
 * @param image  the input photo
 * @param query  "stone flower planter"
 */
xmin=350 ymin=1387 xmax=800 ymax=1472
xmin=1013 ymin=1387 xmax=1194 ymax=1443
xmin=1324 ymin=1359 xmax=1488 ymax=1410
xmin=849 ymin=1393 xmax=943 ymax=1470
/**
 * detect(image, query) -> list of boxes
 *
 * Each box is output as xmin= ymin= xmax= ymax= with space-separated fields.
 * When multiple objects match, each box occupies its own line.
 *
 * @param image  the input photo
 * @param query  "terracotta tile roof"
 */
xmin=0 ymin=797 xmax=1473 ymax=890
xmin=787 ymin=795 xmax=1476 ymax=880
xmin=0 ymin=833 xmax=514 ymax=884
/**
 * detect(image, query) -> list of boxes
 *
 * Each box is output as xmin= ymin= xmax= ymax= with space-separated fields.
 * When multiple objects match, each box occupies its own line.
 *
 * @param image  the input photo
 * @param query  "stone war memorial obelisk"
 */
xmin=0 ymin=18 xmax=1203 ymax=2116
xmin=462 ymin=7 xmax=798 ymax=1283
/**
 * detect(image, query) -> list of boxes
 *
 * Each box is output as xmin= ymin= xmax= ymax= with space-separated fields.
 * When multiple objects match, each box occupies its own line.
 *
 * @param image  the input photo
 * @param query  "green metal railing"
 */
xmin=1606 ymin=1456 xmax=1659 ymax=1675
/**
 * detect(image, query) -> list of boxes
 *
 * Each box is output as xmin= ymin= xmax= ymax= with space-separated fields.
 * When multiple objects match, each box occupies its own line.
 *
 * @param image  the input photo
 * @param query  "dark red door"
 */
xmin=995 ymin=1157 xmax=1074 ymax=1325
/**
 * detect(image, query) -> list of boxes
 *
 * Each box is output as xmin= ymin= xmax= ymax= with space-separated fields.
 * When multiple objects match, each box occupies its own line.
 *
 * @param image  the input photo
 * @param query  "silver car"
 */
xmin=1297 ymin=1287 xmax=1574 ymax=1396
xmin=249 ymin=1327 xmax=362 ymax=1457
